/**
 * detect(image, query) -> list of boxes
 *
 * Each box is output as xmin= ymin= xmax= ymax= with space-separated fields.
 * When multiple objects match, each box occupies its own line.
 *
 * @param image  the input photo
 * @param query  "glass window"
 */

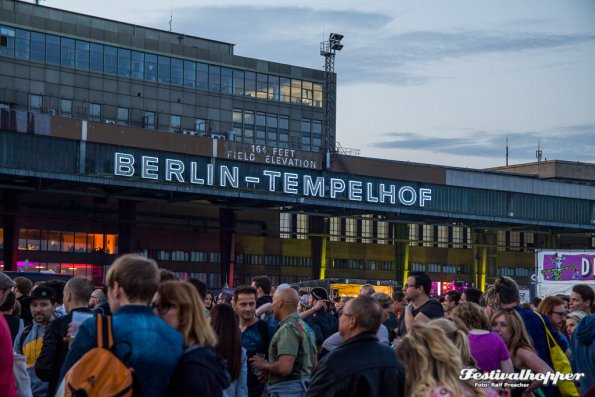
xmin=47 ymin=231 xmax=60 ymax=251
xmin=145 ymin=53 xmax=157 ymax=81
xmin=89 ymin=43 xmax=103 ymax=72
xmin=60 ymin=37 xmax=75 ymax=67
xmin=18 ymin=229 xmax=27 ymax=250
xmin=144 ymin=111 xmax=155 ymax=129
xmin=256 ymin=112 xmax=266 ymax=127
xmin=256 ymin=73 xmax=268 ymax=99
xmin=170 ymin=115 xmax=181 ymax=132
xmin=74 ymin=233 xmax=87 ymax=253
xmin=269 ymin=75 xmax=279 ymax=100
xmin=233 ymin=70 xmax=244 ymax=95
xmin=62 ymin=232 xmax=75 ymax=252
xmin=158 ymin=56 xmax=170 ymax=83
xmin=46 ymin=34 xmax=60 ymax=65
xmin=89 ymin=103 xmax=100 ymax=120
xmin=313 ymin=120 xmax=322 ymax=135
xmin=29 ymin=94 xmax=42 ymax=110
xmin=221 ymin=68 xmax=232 ymax=94
xmin=280 ymin=78 xmax=291 ymax=102
xmin=15 ymin=29 xmax=30 ymax=60
xmin=301 ymin=119 xmax=311 ymax=133
xmin=117 ymin=107 xmax=128 ymax=126
xmin=245 ymin=72 xmax=256 ymax=97
xmin=302 ymin=81 xmax=313 ymax=106
xmin=208 ymin=65 xmax=220 ymax=92
xmin=183 ymin=60 xmax=195 ymax=88
xmin=103 ymin=46 xmax=117 ymax=74
xmin=60 ymin=99 xmax=72 ymax=116
xmin=117 ymin=48 xmax=131 ymax=77
xmin=30 ymin=32 xmax=45 ymax=62
xmin=244 ymin=110 xmax=254 ymax=126
xmin=232 ymin=109 xmax=242 ymax=124
xmin=171 ymin=58 xmax=183 ymax=85
xmin=75 ymin=40 xmax=89 ymax=70
xmin=291 ymin=79 xmax=302 ymax=104
xmin=0 ymin=26 xmax=15 ymax=57
xmin=131 ymin=51 xmax=144 ymax=79
xmin=279 ymin=115 xmax=289 ymax=130
xmin=196 ymin=63 xmax=208 ymax=90
xmin=196 ymin=118 xmax=207 ymax=132
xmin=314 ymin=83 xmax=323 ymax=107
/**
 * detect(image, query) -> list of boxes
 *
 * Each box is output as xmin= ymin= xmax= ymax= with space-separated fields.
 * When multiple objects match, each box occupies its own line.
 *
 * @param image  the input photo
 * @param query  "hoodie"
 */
xmin=13 ymin=321 xmax=50 ymax=397
xmin=570 ymin=314 xmax=595 ymax=390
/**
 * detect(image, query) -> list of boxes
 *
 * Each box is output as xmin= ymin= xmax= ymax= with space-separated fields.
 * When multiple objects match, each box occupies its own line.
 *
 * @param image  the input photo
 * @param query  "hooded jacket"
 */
xmin=14 ymin=321 xmax=51 ymax=397
xmin=570 ymin=314 xmax=595 ymax=391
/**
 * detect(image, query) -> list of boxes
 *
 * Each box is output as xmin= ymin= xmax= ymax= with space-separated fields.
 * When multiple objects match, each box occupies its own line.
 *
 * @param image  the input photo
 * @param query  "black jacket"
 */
xmin=305 ymin=332 xmax=405 ymax=397
xmin=168 ymin=344 xmax=231 ymax=397
xmin=35 ymin=307 xmax=93 ymax=397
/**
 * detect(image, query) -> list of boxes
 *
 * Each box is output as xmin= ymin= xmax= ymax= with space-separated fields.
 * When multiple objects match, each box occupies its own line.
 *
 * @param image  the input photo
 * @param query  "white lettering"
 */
xmin=284 ymin=173 xmax=299 ymax=194
xmin=398 ymin=186 xmax=417 ymax=206
xmin=165 ymin=159 xmax=185 ymax=182
xmin=304 ymin=175 xmax=325 ymax=197
xmin=379 ymin=184 xmax=396 ymax=204
xmin=220 ymin=166 xmax=239 ymax=188
xmin=207 ymin=163 xmax=214 ymax=186
xmin=114 ymin=153 xmax=135 ymax=176
xmin=366 ymin=182 xmax=379 ymax=203
xmin=419 ymin=188 xmax=432 ymax=207
xmin=349 ymin=180 xmax=363 ymax=201
xmin=141 ymin=156 xmax=158 ymax=180
xmin=190 ymin=162 xmax=204 ymax=184
xmin=330 ymin=178 xmax=346 ymax=198
xmin=263 ymin=170 xmax=281 ymax=191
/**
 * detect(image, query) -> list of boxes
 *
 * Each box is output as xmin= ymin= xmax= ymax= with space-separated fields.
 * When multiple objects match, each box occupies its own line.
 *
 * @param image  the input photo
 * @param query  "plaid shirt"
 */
xmin=513 ymin=306 xmax=568 ymax=368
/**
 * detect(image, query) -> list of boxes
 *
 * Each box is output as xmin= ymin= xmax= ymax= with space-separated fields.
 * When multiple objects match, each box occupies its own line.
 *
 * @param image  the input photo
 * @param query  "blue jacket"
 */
xmin=61 ymin=305 xmax=183 ymax=397
xmin=570 ymin=314 xmax=595 ymax=391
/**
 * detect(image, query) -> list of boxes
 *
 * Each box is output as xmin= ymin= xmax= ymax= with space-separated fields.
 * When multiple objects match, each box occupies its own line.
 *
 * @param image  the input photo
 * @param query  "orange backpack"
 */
xmin=64 ymin=314 xmax=135 ymax=397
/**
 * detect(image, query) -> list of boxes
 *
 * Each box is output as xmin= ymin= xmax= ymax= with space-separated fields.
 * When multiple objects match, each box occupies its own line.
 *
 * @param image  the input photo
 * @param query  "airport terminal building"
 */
xmin=1 ymin=0 xmax=594 ymax=293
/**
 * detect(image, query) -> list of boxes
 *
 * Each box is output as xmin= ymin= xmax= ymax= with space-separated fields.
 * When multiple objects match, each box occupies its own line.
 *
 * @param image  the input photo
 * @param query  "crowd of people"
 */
xmin=0 ymin=254 xmax=594 ymax=397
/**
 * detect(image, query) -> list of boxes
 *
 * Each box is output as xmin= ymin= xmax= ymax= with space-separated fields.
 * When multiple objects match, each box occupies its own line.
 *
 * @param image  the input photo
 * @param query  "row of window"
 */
xmin=13 ymin=261 xmax=104 ymax=285
xmin=16 ymin=228 xmax=118 ymax=254
xmin=499 ymin=266 xmax=533 ymax=277
xmin=0 ymin=25 xmax=324 ymax=107
xmin=331 ymin=259 xmax=395 ymax=271
xmin=410 ymin=262 xmax=472 ymax=274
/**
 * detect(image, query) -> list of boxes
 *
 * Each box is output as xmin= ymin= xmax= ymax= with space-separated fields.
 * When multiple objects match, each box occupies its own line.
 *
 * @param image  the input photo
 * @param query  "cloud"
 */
xmin=369 ymin=124 xmax=595 ymax=162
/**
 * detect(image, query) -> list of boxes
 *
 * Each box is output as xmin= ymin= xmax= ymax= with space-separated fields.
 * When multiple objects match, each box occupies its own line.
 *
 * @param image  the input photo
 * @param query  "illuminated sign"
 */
xmin=221 ymin=144 xmax=321 ymax=170
xmin=114 ymin=152 xmax=433 ymax=207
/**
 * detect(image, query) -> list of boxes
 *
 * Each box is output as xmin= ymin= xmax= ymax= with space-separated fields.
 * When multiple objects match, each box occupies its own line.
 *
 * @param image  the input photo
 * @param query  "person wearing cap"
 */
xmin=0 ymin=272 xmax=18 ymax=397
xmin=300 ymin=288 xmax=338 ymax=350
xmin=14 ymin=285 xmax=56 ymax=397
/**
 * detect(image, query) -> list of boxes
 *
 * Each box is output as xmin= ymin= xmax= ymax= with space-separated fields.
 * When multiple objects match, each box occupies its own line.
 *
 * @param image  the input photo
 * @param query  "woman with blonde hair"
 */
xmin=491 ymin=309 xmax=554 ymax=397
xmin=152 ymin=280 xmax=230 ymax=396
xmin=430 ymin=317 xmax=477 ymax=368
xmin=396 ymin=323 xmax=497 ymax=397
xmin=451 ymin=302 xmax=514 ymax=373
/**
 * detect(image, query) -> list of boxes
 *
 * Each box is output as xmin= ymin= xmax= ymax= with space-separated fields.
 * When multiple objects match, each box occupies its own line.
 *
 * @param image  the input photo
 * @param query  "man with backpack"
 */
xmin=60 ymin=254 xmax=183 ymax=397
xmin=13 ymin=285 xmax=56 ymax=397
xmin=233 ymin=285 xmax=271 ymax=397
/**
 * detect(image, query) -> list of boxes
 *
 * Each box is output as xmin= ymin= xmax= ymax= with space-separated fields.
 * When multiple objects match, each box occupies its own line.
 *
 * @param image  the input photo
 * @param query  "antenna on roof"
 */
xmin=536 ymin=140 xmax=543 ymax=162
xmin=506 ymin=136 xmax=509 ymax=166
xmin=169 ymin=1 xmax=173 ymax=32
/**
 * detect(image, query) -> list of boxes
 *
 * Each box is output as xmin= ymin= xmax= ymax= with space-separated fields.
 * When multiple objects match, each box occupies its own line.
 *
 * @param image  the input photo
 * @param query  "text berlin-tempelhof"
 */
xmin=114 ymin=152 xmax=433 ymax=207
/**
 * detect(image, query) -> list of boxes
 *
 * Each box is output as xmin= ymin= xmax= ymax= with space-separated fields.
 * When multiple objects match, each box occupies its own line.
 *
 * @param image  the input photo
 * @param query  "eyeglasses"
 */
xmin=552 ymin=310 xmax=567 ymax=317
xmin=403 ymin=284 xmax=417 ymax=289
xmin=151 ymin=302 xmax=173 ymax=315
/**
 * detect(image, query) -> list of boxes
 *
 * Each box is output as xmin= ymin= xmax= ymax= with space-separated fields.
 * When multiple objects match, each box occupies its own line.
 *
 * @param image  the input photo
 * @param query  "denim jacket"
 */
xmin=60 ymin=305 xmax=183 ymax=397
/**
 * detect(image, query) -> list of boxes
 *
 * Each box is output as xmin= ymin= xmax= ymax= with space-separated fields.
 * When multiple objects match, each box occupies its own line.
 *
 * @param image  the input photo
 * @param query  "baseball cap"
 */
xmin=0 ymin=272 xmax=16 ymax=289
xmin=311 ymin=287 xmax=328 ymax=301
xmin=30 ymin=286 xmax=56 ymax=302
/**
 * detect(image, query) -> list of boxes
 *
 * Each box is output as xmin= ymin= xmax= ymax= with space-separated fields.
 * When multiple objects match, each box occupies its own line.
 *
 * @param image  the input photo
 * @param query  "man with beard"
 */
xmin=14 ymin=286 xmax=56 ymax=397
xmin=233 ymin=285 xmax=271 ymax=397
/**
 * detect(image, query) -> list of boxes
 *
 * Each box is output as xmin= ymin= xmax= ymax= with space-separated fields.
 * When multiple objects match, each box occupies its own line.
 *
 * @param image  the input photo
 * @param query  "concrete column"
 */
xmin=394 ymin=223 xmax=409 ymax=286
xmin=2 ymin=191 xmax=19 ymax=270
xmin=117 ymin=200 xmax=137 ymax=255
xmin=310 ymin=216 xmax=326 ymax=279
xmin=219 ymin=208 xmax=235 ymax=287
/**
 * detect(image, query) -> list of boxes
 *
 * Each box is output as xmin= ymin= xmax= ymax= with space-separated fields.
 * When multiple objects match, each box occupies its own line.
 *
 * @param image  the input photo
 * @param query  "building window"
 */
xmin=29 ymin=94 xmax=42 ymax=111
xmin=329 ymin=217 xmax=341 ymax=242
xmin=60 ymin=99 xmax=72 ymax=117
xmin=144 ymin=111 xmax=155 ymax=129
xmin=345 ymin=219 xmax=356 ymax=243
xmin=170 ymin=115 xmax=181 ymax=133
xmin=89 ymin=103 xmax=100 ymax=121
xmin=296 ymin=214 xmax=308 ymax=240
xmin=280 ymin=213 xmax=291 ymax=239
xmin=361 ymin=215 xmax=373 ymax=243
xmin=117 ymin=107 xmax=128 ymax=126
xmin=423 ymin=225 xmax=434 ymax=247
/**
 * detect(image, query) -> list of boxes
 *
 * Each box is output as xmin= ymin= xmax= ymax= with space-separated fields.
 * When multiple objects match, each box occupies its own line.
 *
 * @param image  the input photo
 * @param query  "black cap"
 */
xmin=30 ymin=286 xmax=56 ymax=302
xmin=311 ymin=287 xmax=328 ymax=301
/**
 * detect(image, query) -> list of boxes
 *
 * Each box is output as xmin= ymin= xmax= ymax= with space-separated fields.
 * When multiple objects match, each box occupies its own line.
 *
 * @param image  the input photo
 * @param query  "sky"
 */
xmin=40 ymin=0 xmax=595 ymax=168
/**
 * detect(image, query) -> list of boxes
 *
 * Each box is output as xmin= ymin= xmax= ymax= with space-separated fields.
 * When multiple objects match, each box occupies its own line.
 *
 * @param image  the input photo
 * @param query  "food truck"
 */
xmin=295 ymin=278 xmax=401 ymax=298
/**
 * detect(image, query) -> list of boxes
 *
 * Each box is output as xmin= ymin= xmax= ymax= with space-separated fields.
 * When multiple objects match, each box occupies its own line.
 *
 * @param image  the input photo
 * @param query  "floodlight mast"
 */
xmin=320 ymin=33 xmax=343 ymax=169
